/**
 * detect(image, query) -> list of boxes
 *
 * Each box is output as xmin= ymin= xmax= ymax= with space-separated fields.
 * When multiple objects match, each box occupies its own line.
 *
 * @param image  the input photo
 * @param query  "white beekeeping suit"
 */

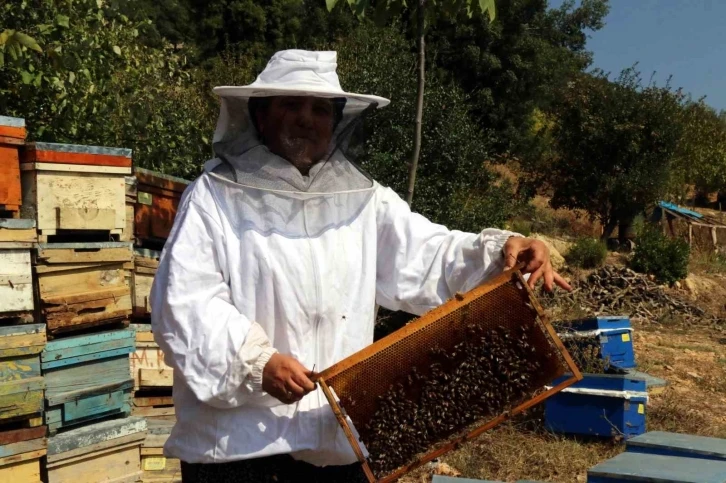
xmin=150 ymin=49 xmax=519 ymax=467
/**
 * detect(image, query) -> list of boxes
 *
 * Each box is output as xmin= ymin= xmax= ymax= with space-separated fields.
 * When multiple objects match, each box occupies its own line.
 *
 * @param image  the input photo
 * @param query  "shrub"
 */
xmin=630 ymin=225 xmax=690 ymax=284
xmin=566 ymin=238 xmax=608 ymax=269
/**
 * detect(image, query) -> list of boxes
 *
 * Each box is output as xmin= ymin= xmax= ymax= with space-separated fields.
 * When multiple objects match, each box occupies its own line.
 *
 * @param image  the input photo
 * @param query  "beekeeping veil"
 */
xmin=205 ymin=50 xmax=390 ymax=237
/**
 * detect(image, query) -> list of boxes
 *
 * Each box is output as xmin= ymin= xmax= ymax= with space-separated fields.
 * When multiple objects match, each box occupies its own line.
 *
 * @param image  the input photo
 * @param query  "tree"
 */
xmin=541 ymin=68 xmax=687 ymax=241
xmin=425 ymin=0 xmax=609 ymax=155
xmin=327 ymin=0 xmax=496 ymax=207
xmin=336 ymin=23 xmax=519 ymax=231
xmin=673 ymin=100 xmax=726 ymax=204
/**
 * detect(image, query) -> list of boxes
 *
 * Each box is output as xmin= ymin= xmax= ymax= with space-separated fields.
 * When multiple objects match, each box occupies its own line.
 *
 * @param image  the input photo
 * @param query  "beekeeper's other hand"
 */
xmin=503 ymin=237 xmax=572 ymax=292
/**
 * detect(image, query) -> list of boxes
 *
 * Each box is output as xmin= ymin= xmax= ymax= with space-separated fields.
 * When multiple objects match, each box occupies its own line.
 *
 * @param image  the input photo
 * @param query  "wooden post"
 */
xmin=688 ymin=223 xmax=693 ymax=246
xmin=712 ymin=227 xmax=719 ymax=250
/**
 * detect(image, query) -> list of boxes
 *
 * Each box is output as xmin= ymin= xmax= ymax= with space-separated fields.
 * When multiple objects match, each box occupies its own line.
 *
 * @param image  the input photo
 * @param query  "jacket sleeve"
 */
xmin=375 ymin=186 xmax=521 ymax=315
xmin=150 ymin=184 xmax=277 ymax=409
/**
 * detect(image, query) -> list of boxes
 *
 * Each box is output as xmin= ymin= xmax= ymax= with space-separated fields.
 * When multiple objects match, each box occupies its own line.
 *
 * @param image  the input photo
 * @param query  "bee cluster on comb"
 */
xmin=354 ymin=324 xmax=550 ymax=476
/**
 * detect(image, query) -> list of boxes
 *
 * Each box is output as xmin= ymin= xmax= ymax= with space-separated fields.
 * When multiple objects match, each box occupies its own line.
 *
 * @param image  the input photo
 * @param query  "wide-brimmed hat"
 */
xmin=213 ymin=50 xmax=390 ymax=108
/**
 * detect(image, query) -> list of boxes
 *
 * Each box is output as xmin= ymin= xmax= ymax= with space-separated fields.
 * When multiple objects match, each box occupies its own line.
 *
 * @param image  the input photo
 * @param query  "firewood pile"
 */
xmin=544 ymin=266 xmax=724 ymax=328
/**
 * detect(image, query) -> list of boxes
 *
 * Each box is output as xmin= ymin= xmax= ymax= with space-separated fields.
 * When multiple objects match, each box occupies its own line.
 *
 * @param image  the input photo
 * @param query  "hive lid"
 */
xmin=0 ymin=115 xmax=26 ymax=142
xmin=47 ymin=416 xmax=147 ymax=455
xmin=42 ymin=329 xmax=135 ymax=368
xmin=587 ymin=452 xmax=726 ymax=482
xmin=22 ymin=141 xmax=132 ymax=168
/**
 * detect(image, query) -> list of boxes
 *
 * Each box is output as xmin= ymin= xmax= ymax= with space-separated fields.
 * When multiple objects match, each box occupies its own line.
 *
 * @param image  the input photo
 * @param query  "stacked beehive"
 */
xmin=0 ymin=116 xmax=47 ymax=482
xmin=128 ymin=168 xmax=189 ymax=483
xmin=18 ymin=141 xmax=146 ymax=482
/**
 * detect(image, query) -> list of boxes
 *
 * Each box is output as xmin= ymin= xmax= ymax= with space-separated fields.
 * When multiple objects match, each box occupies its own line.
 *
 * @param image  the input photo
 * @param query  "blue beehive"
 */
xmin=545 ymin=373 xmax=647 ymax=438
xmin=587 ymin=451 xmax=726 ymax=482
xmin=561 ymin=316 xmax=635 ymax=369
xmin=41 ymin=329 xmax=135 ymax=434
xmin=626 ymin=431 xmax=726 ymax=462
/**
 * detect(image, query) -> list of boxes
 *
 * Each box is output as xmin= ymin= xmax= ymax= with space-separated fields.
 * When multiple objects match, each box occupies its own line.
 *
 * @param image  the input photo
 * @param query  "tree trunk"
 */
xmin=601 ymin=219 xmax=618 ymax=241
xmin=405 ymin=0 xmax=426 ymax=207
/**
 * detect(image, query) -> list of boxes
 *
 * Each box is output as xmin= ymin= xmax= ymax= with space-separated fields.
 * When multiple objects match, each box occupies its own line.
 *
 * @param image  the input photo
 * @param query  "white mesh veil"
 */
xmin=203 ymin=94 xmax=380 ymax=237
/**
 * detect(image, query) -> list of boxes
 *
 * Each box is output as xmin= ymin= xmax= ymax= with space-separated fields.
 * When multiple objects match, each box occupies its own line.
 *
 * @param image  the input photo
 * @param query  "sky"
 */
xmin=549 ymin=0 xmax=726 ymax=112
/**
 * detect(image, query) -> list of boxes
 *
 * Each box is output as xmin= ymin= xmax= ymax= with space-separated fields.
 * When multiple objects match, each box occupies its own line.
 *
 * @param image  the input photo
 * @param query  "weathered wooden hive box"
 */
xmin=141 ymin=418 xmax=181 ymax=482
xmin=0 ymin=115 xmax=25 ymax=217
xmin=130 ymin=328 xmax=173 ymax=392
xmin=34 ymin=242 xmax=133 ymax=334
xmin=132 ymin=248 xmax=160 ymax=319
xmin=20 ymin=142 xmax=132 ymax=242
xmin=41 ymin=329 xmax=135 ymax=434
xmin=0 ymin=426 xmax=47 ymax=483
xmin=134 ymin=168 xmax=190 ymax=246
xmin=0 ymin=324 xmax=46 ymax=426
xmin=120 ymin=175 xmax=137 ymax=243
xmin=0 ymin=218 xmax=37 ymax=323
xmin=45 ymin=416 xmax=146 ymax=483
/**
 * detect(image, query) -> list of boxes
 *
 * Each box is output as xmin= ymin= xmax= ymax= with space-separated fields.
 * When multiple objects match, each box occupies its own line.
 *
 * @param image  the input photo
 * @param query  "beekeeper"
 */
xmin=151 ymin=49 xmax=570 ymax=482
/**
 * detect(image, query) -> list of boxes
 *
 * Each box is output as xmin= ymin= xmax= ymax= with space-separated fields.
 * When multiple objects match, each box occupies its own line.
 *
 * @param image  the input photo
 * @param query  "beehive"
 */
xmin=45 ymin=416 xmax=146 ymax=483
xmin=0 ymin=427 xmax=46 ymax=483
xmin=130 ymin=329 xmax=173 ymax=392
xmin=0 ymin=116 xmax=25 ymax=217
xmin=132 ymin=248 xmax=160 ymax=319
xmin=316 ymin=269 xmax=580 ymax=482
xmin=0 ymin=219 xmax=36 ymax=322
xmin=587 ymin=452 xmax=726 ymax=483
xmin=140 ymin=418 xmax=181 ymax=482
xmin=42 ymin=329 xmax=135 ymax=434
xmin=545 ymin=373 xmax=647 ymax=439
xmin=558 ymin=316 xmax=635 ymax=370
xmin=20 ymin=142 xmax=132 ymax=242
xmin=134 ymin=168 xmax=190 ymax=247
xmin=34 ymin=242 xmax=133 ymax=334
xmin=0 ymin=324 xmax=46 ymax=425
xmin=626 ymin=431 xmax=726 ymax=462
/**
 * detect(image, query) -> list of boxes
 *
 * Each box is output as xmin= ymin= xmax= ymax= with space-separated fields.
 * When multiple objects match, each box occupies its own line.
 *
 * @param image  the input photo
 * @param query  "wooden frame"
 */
xmin=315 ymin=268 xmax=582 ymax=483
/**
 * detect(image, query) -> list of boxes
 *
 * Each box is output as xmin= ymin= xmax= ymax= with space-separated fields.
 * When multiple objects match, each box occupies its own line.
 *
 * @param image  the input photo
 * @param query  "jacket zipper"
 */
xmin=302 ymin=200 xmax=322 ymax=368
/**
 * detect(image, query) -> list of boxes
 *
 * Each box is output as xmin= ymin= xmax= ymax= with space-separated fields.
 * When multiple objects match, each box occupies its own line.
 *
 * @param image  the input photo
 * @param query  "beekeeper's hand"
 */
xmin=262 ymin=353 xmax=316 ymax=404
xmin=503 ymin=237 xmax=572 ymax=292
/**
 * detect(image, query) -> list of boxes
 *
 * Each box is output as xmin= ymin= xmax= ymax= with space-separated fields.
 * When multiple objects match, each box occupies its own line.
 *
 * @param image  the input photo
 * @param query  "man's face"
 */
xmin=256 ymin=96 xmax=336 ymax=175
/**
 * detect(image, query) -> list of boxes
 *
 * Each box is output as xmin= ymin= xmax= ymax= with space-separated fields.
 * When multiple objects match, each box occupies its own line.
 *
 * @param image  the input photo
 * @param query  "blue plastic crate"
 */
xmin=626 ymin=431 xmax=726 ymax=462
xmin=587 ymin=451 xmax=726 ymax=482
xmin=545 ymin=373 xmax=647 ymax=438
xmin=561 ymin=316 xmax=635 ymax=369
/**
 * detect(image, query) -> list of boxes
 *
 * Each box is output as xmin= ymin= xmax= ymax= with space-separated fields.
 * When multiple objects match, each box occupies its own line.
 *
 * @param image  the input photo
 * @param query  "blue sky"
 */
xmin=549 ymin=0 xmax=725 ymax=111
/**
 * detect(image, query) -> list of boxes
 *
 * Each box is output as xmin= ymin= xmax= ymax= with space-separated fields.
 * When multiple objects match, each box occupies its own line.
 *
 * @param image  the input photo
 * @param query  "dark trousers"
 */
xmin=181 ymin=454 xmax=367 ymax=483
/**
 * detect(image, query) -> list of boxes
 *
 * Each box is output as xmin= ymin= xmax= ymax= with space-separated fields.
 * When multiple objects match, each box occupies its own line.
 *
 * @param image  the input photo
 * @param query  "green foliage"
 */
xmin=336 ymin=23 xmax=520 ymax=230
xmin=630 ymin=225 xmax=690 ymax=284
xmin=673 ymin=100 xmax=726 ymax=200
xmin=0 ymin=0 xmax=211 ymax=179
xmin=538 ymin=67 xmax=687 ymax=238
xmin=566 ymin=238 xmax=607 ymax=269
xmin=426 ymin=0 xmax=609 ymax=154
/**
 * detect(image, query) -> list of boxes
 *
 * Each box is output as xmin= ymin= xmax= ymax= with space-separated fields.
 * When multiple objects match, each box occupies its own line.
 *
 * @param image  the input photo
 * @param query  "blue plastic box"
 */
xmin=561 ymin=316 xmax=635 ymax=369
xmin=626 ymin=431 xmax=726 ymax=462
xmin=587 ymin=451 xmax=726 ymax=482
xmin=545 ymin=373 xmax=647 ymax=438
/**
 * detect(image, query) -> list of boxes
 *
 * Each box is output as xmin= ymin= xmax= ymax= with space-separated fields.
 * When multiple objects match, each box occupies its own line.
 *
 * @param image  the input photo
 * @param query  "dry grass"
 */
xmin=439 ymin=422 xmax=621 ymax=482
xmin=689 ymin=248 xmax=726 ymax=276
